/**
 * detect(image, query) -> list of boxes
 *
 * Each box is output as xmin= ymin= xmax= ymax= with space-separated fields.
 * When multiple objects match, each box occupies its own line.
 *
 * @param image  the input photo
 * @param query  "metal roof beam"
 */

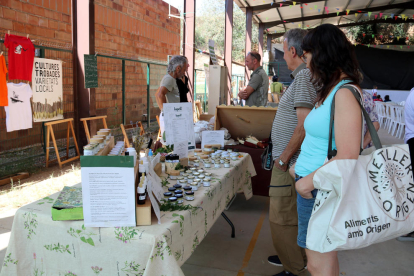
xmin=268 ymin=17 xmax=414 ymax=37
xmin=338 ymin=0 xmax=351 ymax=25
xmin=264 ymin=1 xmax=414 ymax=29
xmin=239 ymin=0 xmax=322 ymax=14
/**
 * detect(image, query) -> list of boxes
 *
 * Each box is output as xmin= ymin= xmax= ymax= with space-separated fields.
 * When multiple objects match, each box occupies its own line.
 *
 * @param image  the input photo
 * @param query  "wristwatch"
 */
xmin=278 ymin=158 xmax=286 ymax=166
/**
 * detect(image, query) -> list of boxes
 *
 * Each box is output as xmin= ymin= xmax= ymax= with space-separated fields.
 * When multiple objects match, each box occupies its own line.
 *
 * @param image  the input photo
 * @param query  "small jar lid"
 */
xmin=200 ymin=155 xmax=209 ymax=159
xmin=164 ymin=192 xmax=173 ymax=197
xmin=194 ymin=149 xmax=202 ymax=152
xmin=174 ymin=190 xmax=183 ymax=194
xmin=183 ymin=186 xmax=192 ymax=191
xmin=173 ymin=184 xmax=182 ymax=189
xmin=185 ymin=191 xmax=194 ymax=195
xmin=204 ymin=144 xmax=213 ymax=148
xmin=189 ymin=157 xmax=197 ymax=161
xmin=175 ymin=194 xmax=183 ymax=198
xmin=169 ymin=197 xmax=177 ymax=202
xmin=168 ymin=187 xmax=176 ymax=192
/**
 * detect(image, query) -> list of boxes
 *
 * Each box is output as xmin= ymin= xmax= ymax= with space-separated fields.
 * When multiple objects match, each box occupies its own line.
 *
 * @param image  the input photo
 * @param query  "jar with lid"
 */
xmin=190 ymin=182 xmax=198 ymax=191
xmin=173 ymin=184 xmax=182 ymax=189
xmin=168 ymin=187 xmax=176 ymax=192
xmin=168 ymin=197 xmax=177 ymax=205
xmin=164 ymin=192 xmax=173 ymax=200
xmin=174 ymin=190 xmax=183 ymax=195
xmin=183 ymin=186 xmax=192 ymax=191
xmin=214 ymin=163 xmax=221 ymax=168
xmin=224 ymin=161 xmax=230 ymax=168
xmin=193 ymin=160 xmax=200 ymax=167
xmin=204 ymin=161 xmax=211 ymax=168
xmin=185 ymin=191 xmax=195 ymax=201
xmin=83 ymin=145 xmax=94 ymax=156
xmin=203 ymin=180 xmax=211 ymax=187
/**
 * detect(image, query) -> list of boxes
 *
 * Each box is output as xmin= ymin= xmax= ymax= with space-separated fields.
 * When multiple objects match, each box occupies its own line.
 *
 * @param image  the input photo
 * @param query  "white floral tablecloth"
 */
xmin=1 ymin=153 xmax=256 ymax=276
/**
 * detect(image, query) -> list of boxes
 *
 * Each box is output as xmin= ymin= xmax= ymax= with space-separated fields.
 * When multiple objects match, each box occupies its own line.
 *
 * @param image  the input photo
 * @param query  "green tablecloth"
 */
xmin=1 ymin=154 xmax=256 ymax=276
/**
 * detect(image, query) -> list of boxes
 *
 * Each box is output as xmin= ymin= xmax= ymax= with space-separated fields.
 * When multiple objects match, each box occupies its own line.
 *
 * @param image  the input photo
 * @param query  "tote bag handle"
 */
xmin=328 ymin=84 xmax=382 ymax=160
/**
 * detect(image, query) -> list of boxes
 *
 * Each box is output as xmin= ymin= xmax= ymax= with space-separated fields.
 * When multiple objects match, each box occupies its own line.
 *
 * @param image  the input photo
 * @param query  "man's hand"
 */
xmin=274 ymin=157 xmax=288 ymax=172
xmin=238 ymin=90 xmax=248 ymax=100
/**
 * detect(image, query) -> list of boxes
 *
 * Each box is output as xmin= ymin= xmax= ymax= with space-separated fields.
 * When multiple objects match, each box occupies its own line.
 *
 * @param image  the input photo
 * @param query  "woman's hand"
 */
xmin=295 ymin=176 xmax=314 ymax=199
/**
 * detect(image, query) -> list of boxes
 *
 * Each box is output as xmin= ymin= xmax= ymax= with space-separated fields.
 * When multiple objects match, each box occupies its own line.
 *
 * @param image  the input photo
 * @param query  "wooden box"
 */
xmin=214 ymin=105 xmax=278 ymax=141
xmin=136 ymin=196 xmax=152 ymax=226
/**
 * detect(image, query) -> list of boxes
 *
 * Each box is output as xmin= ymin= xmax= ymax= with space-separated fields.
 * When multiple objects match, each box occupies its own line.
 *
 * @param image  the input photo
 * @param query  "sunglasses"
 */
xmin=300 ymin=52 xmax=308 ymax=63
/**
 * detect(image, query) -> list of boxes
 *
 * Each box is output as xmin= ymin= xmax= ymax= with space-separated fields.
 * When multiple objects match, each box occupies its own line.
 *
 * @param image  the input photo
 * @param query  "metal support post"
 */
xmin=122 ymin=60 xmax=126 ymax=125
xmin=147 ymin=63 xmax=150 ymax=128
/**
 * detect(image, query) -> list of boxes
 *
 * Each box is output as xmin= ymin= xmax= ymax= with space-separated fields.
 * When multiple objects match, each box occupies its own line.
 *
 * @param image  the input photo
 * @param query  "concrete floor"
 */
xmin=1 ymin=128 xmax=413 ymax=275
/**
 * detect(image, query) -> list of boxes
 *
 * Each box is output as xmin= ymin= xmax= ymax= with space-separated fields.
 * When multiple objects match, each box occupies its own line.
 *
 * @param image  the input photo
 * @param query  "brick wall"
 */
xmin=0 ymin=0 xmax=73 ymax=152
xmin=94 ymin=0 xmax=181 ymax=130
xmin=0 ymin=0 xmax=181 ymax=153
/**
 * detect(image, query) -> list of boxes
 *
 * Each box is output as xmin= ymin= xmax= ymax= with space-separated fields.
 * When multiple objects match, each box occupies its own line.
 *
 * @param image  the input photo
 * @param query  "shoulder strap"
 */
xmin=328 ymin=84 xmax=382 ymax=160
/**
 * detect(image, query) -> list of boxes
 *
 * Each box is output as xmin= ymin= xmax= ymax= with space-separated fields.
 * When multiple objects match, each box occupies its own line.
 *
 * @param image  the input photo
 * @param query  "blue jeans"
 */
xmin=295 ymin=175 xmax=318 ymax=249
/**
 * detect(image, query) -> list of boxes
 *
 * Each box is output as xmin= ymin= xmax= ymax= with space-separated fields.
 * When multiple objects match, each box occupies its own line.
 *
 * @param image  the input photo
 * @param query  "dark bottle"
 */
xmin=137 ymin=186 xmax=146 ymax=205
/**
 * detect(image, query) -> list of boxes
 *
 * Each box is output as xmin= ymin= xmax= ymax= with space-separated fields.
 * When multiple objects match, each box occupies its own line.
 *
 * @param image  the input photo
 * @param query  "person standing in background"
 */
xmin=176 ymin=56 xmax=190 ymax=103
xmin=238 ymin=52 xmax=269 ymax=107
xmin=155 ymin=55 xmax=188 ymax=142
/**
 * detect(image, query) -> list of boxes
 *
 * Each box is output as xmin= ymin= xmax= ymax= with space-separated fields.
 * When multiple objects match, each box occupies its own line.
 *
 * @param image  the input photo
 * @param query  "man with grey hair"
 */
xmin=156 ymin=55 xmax=188 ymax=109
xmin=268 ymin=28 xmax=316 ymax=276
xmin=155 ymin=55 xmax=188 ymax=141
xmin=238 ymin=51 xmax=269 ymax=106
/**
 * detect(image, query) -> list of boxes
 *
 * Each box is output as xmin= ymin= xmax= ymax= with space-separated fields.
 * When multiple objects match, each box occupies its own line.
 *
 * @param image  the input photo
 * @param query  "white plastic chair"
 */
xmin=395 ymin=106 xmax=406 ymax=139
xmin=376 ymin=102 xmax=387 ymax=129
xmin=387 ymin=105 xmax=398 ymax=135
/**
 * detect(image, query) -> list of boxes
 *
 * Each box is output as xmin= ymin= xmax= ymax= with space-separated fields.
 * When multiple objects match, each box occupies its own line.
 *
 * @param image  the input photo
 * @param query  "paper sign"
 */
xmin=80 ymin=156 xmax=136 ymax=227
xmin=201 ymin=131 xmax=225 ymax=150
xmin=31 ymin=58 xmax=63 ymax=122
xmin=163 ymin=102 xmax=196 ymax=150
xmin=144 ymin=157 xmax=163 ymax=224
xmin=208 ymin=39 xmax=218 ymax=65
xmin=145 ymin=156 xmax=164 ymax=202
xmin=174 ymin=140 xmax=189 ymax=159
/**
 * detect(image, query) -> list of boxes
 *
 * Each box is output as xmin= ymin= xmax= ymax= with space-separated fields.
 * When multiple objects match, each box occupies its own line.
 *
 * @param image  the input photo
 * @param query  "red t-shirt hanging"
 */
xmin=4 ymin=34 xmax=35 ymax=82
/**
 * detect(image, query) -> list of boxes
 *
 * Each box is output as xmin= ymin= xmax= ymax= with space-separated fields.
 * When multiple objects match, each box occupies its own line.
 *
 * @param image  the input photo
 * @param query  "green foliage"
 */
xmin=347 ymin=23 xmax=412 ymax=45
xmin=195 ymin=0 xmax=259 ymax=62
xmin=174 ymin=162 xmax=184 ymax=170
xmin=154 ymin=144 xmax=174 ymax=155
xmin=161 ymin=177 xmax=170 ymax=187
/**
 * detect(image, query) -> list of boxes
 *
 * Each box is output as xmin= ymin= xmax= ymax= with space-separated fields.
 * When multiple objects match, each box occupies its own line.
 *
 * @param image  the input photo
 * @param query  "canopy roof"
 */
xmin=235 ymin=0 xmax=414 ymax=37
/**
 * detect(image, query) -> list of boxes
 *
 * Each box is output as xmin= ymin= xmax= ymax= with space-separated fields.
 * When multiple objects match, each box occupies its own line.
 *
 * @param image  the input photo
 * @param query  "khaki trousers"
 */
xmin=269 ymin=166 xmax=307 ymax=276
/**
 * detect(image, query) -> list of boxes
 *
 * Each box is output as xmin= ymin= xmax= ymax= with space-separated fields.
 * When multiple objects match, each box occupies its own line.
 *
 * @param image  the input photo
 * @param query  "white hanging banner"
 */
xmin=31 ymin=58 xmax=63 ymax=122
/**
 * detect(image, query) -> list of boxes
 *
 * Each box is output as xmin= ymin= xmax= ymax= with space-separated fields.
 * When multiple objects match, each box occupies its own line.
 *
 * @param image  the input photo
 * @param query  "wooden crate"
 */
xmin=214 ymin=105 xmax=278 ymax=141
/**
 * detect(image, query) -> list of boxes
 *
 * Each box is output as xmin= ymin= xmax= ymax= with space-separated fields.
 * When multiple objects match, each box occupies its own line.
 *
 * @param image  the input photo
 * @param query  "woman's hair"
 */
xmin=301 ymin=24 xmax=362 ymax=103
xmin=384 ymin=95 xmax=390 ymax=101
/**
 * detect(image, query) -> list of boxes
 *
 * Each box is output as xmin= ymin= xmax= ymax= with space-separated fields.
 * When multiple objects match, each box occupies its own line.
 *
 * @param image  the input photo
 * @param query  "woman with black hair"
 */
xmin=293 ymin=24 xmax=363 ymax=275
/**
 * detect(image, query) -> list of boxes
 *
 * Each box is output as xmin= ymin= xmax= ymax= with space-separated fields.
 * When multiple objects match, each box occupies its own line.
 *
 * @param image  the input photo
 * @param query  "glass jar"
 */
xmin=164 ymin=192 xmax=173 ymax=199
xmin=185 ymin=191 xmax=195 ymax=201
xmin=203 ymin=180 xmax=211 ymax=187
xmin=168 ymin=197 xmax=177 ymax=205
xmin=190 ymin=182 xmax=198 ymax=191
